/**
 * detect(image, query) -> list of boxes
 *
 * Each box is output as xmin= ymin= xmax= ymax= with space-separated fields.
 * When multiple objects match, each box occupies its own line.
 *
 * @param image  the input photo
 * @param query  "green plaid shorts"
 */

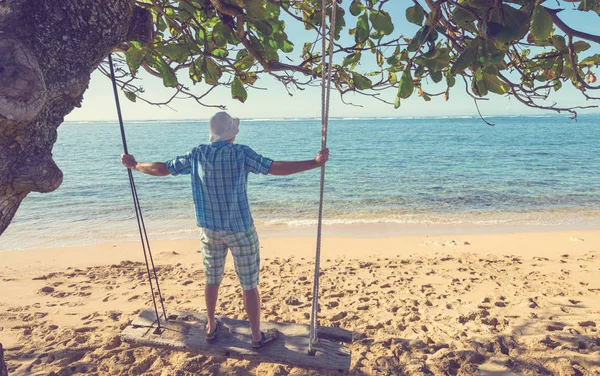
xmin=199 ymin=226 xmax=260 ymax=290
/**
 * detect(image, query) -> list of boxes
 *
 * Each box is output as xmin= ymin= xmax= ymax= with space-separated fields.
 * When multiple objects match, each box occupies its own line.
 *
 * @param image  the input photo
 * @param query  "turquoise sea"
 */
xmin=2 ymin=114 xmax=600 ymax=250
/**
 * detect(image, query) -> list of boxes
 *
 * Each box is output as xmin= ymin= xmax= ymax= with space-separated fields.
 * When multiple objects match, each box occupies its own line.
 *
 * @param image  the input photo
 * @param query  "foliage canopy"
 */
xmin=105 ymin=0 xmax=600 ymax=119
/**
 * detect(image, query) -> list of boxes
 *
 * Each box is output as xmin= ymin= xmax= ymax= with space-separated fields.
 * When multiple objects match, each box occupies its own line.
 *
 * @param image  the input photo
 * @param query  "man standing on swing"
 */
xmin=121 ymin=111 xmax=330 ymax=349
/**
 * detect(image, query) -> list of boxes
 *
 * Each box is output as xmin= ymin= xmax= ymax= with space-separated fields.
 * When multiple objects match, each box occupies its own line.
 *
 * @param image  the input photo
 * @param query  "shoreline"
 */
xmin=3 ymin=220 xmax=600 ymax=252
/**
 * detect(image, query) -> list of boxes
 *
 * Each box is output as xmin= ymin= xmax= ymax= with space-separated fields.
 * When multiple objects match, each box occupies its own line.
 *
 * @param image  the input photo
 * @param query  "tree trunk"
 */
xmin=0 ymin=343 xmax=7 ymax=376
xmin=0 ymin=0 xmax=140 ymax=234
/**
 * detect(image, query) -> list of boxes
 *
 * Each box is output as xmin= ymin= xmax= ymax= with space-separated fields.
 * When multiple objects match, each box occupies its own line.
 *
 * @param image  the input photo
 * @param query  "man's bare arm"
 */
xmin=268 ymin=149 xmax=329 ymax=176
xmin=121 ymin=154 xmax=170 ymax=176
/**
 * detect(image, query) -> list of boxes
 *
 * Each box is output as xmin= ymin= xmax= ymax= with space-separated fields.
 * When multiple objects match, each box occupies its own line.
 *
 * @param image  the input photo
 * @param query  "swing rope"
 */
xmin=108 ymin=54 xmax=167 ymax=332
xmin=309 ymin=0 xmax=336 ymax=355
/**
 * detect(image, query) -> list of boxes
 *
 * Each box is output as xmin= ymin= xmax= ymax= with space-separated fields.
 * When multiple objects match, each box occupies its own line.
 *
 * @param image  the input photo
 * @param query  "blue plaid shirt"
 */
xmin=165 ymin=142 xmax=273 ymax=232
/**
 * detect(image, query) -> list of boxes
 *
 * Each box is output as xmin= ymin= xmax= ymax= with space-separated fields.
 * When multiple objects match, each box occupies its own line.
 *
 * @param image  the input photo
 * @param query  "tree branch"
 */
xmin=544 ymin=7 xmax=600 ymax=44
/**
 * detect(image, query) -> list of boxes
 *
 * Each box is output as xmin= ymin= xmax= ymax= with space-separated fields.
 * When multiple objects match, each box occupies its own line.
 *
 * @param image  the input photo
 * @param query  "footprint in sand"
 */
xmin=74 ymin=326 xmax=98 ymax=333
xmin=569 ymin=237 xmax=584 ymax=242
xmin=330 ymin=311 xmax=347 ymax=321
xmin=547 ymin=324 xmax=564 ymax=331
xmin=39 ymin=286 xmax=55 ymax=294
xmin=127 ymin=294 xmax=141 ymax=302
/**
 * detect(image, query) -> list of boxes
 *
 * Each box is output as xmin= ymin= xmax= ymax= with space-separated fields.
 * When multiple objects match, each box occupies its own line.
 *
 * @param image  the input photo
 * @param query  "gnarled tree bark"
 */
xmin=0 ymin=343 xmax=7 ymax=376
xmin=0 ymin=0 xmax=148 ymax=235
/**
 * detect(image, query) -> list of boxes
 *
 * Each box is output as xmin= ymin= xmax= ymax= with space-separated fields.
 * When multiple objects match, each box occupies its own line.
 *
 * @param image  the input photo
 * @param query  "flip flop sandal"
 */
xmin=204 ymin=319 xmax=220 ymax=342
xmin=251 ymin=328 xmax=278 ymax=350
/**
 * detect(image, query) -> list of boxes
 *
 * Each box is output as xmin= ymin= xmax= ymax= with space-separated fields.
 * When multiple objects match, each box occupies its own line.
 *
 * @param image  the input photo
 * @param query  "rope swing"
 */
xmin=108 ymin=0 xmax=338 ymax=355
xmin=308 ymin=0 xmax=336 ymax=356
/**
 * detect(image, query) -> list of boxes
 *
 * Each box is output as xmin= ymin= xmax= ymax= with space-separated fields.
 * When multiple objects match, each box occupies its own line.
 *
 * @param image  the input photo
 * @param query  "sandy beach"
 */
xmin=1 ymin=227 xmax=599 ymax=375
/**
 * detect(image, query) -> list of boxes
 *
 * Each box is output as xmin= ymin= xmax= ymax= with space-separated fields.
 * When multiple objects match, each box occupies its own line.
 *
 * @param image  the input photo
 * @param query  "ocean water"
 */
xmin=2 ymin=114 xmax=600 ymax=250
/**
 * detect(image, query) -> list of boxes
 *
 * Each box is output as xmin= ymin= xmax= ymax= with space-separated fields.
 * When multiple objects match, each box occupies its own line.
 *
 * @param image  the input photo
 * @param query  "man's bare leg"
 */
xmin=243 ymin=288 xmax=262 ymax=342
xmin=205 ymin=283 xmax=220 ymax=332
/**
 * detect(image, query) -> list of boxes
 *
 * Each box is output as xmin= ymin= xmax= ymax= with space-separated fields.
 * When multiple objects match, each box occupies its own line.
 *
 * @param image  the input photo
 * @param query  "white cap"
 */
xmin=209 ymin=111 xmax=240 ymax=142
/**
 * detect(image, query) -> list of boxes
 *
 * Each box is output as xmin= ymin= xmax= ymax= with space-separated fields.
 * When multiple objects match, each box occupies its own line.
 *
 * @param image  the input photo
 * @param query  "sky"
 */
xmin=66 ymin=1 xmax=600 ymax=121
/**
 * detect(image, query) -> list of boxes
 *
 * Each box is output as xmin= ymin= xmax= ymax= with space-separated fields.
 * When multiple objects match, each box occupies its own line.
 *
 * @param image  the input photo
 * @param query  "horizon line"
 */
xmin=64 ymin=113 xmax=600 ymax=122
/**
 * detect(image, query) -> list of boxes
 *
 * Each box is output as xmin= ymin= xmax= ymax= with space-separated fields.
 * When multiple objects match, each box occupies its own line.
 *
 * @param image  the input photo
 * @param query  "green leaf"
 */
xmin=231 ymin=77 xmax=248 ymax=103
xmin=430 ymin=70 xmax=443 ymax=83
xmin=472 ymin=78 xmax=487 ymax=97
xmin=487 ymin=22 xmax=522 ymax=44
xmin=452 ymin=8 xmax=477 ymax=33
xmin=482 ymin=72 xmax=510 ymax=94
xmin=158 ymin=61 xmax=178 ymax=87
xmin=266 ymin=35 xmax=283 ymax=50
xmin=551 ymin=35 xmax=567 ymax=51
xmin=497 ymin=5 xmax=529 ymax=41
xmin=414 ymin=64 xmax=425 ymax=78
xmin=468 ymin=0 xmax=494 ymax=9
xmin=369 ymin=10 xmax=394 ymax=36
xmin=376 ymin=50 xmax=384 ymax=67
xmin=581 ymin=54 xmax=600 ymax=67
xmin=157 ymin=16 xmax=167 ymax=32
xmin=343 ymin=52 xmax=362 ymax=67
xmin=124 ymin=91 xmax=137 ymax=102
xmin=406 ymin=4 xmax=425 ymax=26
xmin=238 ymin=71 xmax=258 ymax=85
xmin=202 ymin=57 xmax=221 ymax=85
xmin=146 ymin=54 xmax=178 ymax=87
xmin=350 ymin=1 xmax=364 ymax=16
xmin=355 ymin=13 xmax=370 ymax=43
xmin=245 ymin=0 xmax=267 ymax=22
xmin=415 ymin=48 xmax=451 ymax=72
xmin=398 ymin=68 xmax=414 ymax=99
xmin=189 ymin=58 xmax=203 ymax=83
xmin=389 ymin=71 xmax=397 ymax=84
xmin=236 ymin=49 xmax=249 ymax=61
xmin=407 ymin=26 xmax=430 ymax=52
xmin=265 ymin=1 xmax=280 ymax=18
xmin=446 ymin=73 xmax=456 ymax=87
xmin=125 ymin=46 xmax=146 ymax=73
xmin=234 ymin=54 xmax=255 ymax=70
xmin=282 ymin=40 xmax=294 ymax=53
xmin=573 ymin=41 xmax=591 ymax=53
xmin=211 ymin=48 xmax=229 ymax=58
xmin=264 ymin=45 xmax=279 ymax=62
xmin=531 ymin=5 xmax=553 ymax=40
xmin=212 ymin=23 xmax=229 ymax=47
xmin=351 ymin=72 xmax=372 ymax=90
xmin=394 ymin=94 xmax=401 ymax=109
xmin=332 ymin=6 xmax=346 ymax=40
xmin=156 ymin=44 xmax=188 ymax=63
xmin=451 ymin=38 xmax=479 ymax=75
xmin=553 ymin=79 xmax=562 ymax=91
xmin=253 ymin=20 xmax=273 ymax=35
xmin=177 ymin=1 xmax=198 ymax=21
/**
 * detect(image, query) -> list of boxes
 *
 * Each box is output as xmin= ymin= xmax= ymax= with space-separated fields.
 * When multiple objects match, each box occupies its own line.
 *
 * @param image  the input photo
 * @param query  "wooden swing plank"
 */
xmin=121 ymin=309 xmax=353 ymax=373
